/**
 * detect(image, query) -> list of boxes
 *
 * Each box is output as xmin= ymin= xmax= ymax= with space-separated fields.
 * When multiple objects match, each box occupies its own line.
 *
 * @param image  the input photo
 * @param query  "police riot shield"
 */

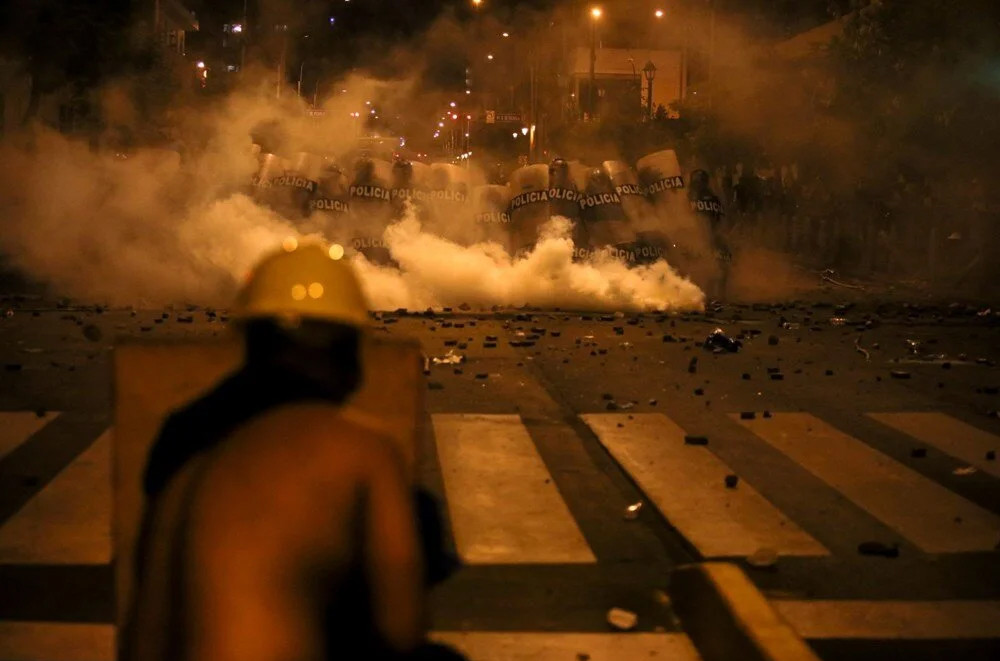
xmin=307 ymin=159 xmax=351 ymax=238
xmin=579 ymin=166 xmax=632 ymax=258
xmin=471 ymin=184 xmax=512 ymax=252
xmin=638 ymin=149 xmax=712 ymax=274
xmin=547 ymin=158 xmax=582 ymax=222
xmin=507 ymin=164 xmax=550 ymax=258
xmin=279 ymin=152 xmax=323 ymax=219
xmin=388 ymin=159 xmax=417 ymax=219
xmin=347 ymin=157 xmax=394 ymax=264
xmin=604 ymin=160 xmax=667 ymax=265
xmin=250 ymin=152 xmax=288 ymax=209
xmin=423 ymin=163 xmax=471 ymax=239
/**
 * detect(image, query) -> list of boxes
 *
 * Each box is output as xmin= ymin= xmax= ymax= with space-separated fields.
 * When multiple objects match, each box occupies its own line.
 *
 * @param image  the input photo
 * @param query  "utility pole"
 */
xmin=240 ymin=0 xmax=247 ymax=73
xmin=588 ymin=15 xmax=596 ymax=119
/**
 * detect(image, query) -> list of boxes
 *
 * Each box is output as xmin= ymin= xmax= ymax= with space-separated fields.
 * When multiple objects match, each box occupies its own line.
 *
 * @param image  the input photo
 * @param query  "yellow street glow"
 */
xmin=328 ymin=244 xmax=345 ymax=260
xmin=290 ymin=284 xmax=307 ymax=301
xmin=282 ymin=237 xmax=298 ymax=252
xmin=590 ymin=7 xmax=602 ymax=19
xmin=308 ymin=282 xmax=324 ymax=299
xmin=655 ymin=9 xmax=664 ymax=18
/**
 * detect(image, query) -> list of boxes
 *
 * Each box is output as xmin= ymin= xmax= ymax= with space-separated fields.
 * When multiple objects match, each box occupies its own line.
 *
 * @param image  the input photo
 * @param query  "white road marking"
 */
xmin=739 ymin=413 xmax=1000 ymax=553
xmin=0 ymin=431 xmax=111 ymax=564
xmin=582 ymin=413 xmax=827 ymax=558
xmin=431 ymin=632 xmax=702 ymax=661
xmin=774 ymin=600 xmax=1000 ymax=639
xmin=0 ymin=622 xmax=114 ymax=661
xmin=432 ymin=414 xmax=595 ymax=564
xmin=868 ymin=412 xmax=1000 ymax=478
xmin=0 ymin=412 xmax=58 ymax=461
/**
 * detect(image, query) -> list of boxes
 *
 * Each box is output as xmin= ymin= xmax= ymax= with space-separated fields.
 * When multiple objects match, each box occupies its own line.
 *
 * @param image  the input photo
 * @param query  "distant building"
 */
xmin=570 ymin=47 xmax=684 ymax=120
xmin=153 ymin=0 xmax=200 ymax=56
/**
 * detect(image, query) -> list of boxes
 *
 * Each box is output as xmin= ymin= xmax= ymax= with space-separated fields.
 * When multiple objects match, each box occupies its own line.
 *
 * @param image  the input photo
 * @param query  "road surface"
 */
xmin=0 ymin=298 xmax=998 ymax=660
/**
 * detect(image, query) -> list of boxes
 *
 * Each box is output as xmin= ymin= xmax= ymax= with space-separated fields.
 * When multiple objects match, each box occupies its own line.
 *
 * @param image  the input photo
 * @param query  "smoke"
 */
xmin=0 ymin=86 xmax=704 ymax=312
xmin=358 ymin=214 xmax=703 ymax=311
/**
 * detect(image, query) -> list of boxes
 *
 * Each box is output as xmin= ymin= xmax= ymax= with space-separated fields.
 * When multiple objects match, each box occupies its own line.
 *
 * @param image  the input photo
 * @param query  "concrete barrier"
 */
xmin=669 ymin=562 xmax=821 ymax=661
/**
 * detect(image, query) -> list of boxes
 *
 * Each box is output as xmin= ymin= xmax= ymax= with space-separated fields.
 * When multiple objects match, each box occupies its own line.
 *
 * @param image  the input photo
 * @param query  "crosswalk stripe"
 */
xmin=0 ymin=622 xmax=114 ymax=661
xmin=582 ymin=413 xmax=827 ymax=558
xmin=431 ymin=632 xmax=702 ymax=661
xmin=868 ymin=412 xmax=1000 ymax=479
xmin=432 ymin=414 xmax=596 ymax=564
xmin=0 ymin=412 xmax=59 ymax=461
xmin=773 ymin=600 xmax=1000 ymax=640
xmin=738 ymin=413 xmax=1000 ymax=553
xmin=0 ymin=431 xmax=111 ymax=564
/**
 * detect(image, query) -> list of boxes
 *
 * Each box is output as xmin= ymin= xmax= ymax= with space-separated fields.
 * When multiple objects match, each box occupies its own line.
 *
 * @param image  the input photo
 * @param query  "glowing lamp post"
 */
xmin=642 ymin=60 xmax=657 ymax=118
xmin=588 ymin=7 xmax=602 ymax=120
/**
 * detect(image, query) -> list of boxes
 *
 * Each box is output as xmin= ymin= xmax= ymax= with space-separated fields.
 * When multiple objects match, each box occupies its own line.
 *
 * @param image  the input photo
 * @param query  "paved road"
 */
xmin=0 ymin=299 xmax=999 ymax=660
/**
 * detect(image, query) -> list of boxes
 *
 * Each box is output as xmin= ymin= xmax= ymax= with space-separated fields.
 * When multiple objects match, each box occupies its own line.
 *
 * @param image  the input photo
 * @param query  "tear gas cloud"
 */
xmin=0 ymin=75 xmax=705 ymax=311
xmin=6 ymin=1 xmax=897 ymax=311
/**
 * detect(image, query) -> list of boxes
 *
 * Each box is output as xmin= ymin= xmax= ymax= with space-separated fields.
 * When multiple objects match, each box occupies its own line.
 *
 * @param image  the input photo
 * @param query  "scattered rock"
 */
xmin=606 ymin=607 xmax=638 ymax=631
xmin=724 ymin=474 xmax=739 ymax=488
xmin=688 ymin=357 xmax=698 ymax=374
xmin=82 ymin=325 xmax=102 ymax=342
xmin=768 ymin=335 xmax=779 ymax=346
xmin=684 ymin=435 xmax=708 ymax=446
xmin=953 ymin=466 xmax=977 ymax=476
xmin=986 ymin=450 xmax=995 ymax=461
xmin=427 ymin=382 xmax=444 ymax=390
xmin=623 ymin=502 xmax=643 ymax=520
xmin=857 ymin=541 xmax=899 ymax=558
xmin=648 ymin=399 xmax=658 ymax=406
xmin=740 ymin=411 xmax=756 ymax=420
xmin=890 ymin=370 xmax=911 ymax=380
xmin=747 ymin=547 xmax=778 ymax=568
xmin=475 ymin=373 xmax=489 ymax=380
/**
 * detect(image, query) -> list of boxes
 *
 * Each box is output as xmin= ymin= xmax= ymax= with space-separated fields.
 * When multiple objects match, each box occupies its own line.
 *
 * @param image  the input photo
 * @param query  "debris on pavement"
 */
xmin=857 ymin=541 xmax=899 ymax=558
xmin=829 ymin=317 xmax=848 ymax=326
xmin=747 ymin=548 xmax=778 ymax=569
xmin=953 ymin=466 xmax=977 ymax=476
xmin=623 ymin=502 xmax=643 ymax=520
xmin=890 ymin=370 xmax=912 ymax=380
xmin=724 ymin=474 xmax=739 ymax=488
xmin=855 ymin=335 xmax=871 ymax=362
xmin=606 ymin=607 xmax=638 ymax=631
xmin=768 ymin=335 xmax=779 ymax=346
xmin=82 ymin=325 xmax=102 ymax=342
xmin=703 ymin=328 xmax=742 ymax=353
xmin=431 ymin=350 xmax=465 ymax=365
xmin=683 ymin=435 xmax=708 ymax=446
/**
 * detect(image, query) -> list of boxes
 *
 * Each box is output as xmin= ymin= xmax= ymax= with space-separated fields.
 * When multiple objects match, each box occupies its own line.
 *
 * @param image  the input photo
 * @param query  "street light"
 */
xmin=654 ymin=9 xmax=664 ymax=19
xmin=588 ymin=7 xmax=602 ymax=120
xmin=642 ymin=60 xmax=657 ymax=118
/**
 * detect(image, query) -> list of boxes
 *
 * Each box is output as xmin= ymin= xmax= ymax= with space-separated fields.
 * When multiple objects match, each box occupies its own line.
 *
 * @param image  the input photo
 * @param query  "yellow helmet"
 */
xmin=232 ymin=240 xmax=370 ymax=327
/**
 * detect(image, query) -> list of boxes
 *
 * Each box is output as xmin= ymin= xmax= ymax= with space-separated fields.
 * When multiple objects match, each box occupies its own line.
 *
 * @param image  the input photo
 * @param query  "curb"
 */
xmin=669 ymin=562 xmax=821 ymax=661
